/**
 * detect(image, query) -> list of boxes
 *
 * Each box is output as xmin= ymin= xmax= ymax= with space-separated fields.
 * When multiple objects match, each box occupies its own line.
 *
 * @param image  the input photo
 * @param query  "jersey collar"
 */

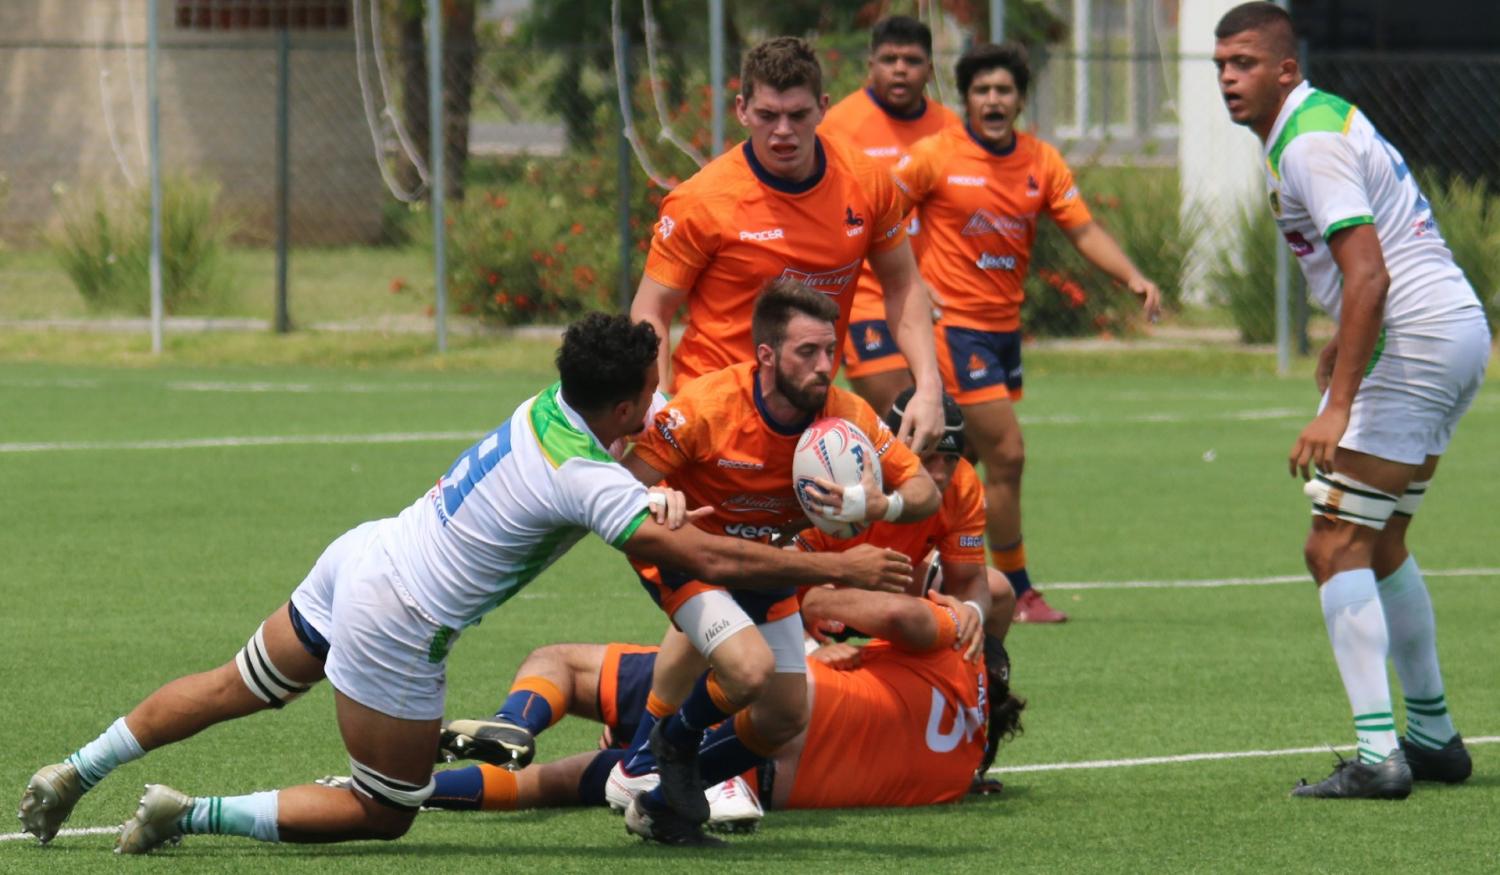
xmin=1263 ymin=80 xmax=1314 ymax=158
xmin=865 ymin=86 xmax=928 ymax=122
xmin=965 ymin=123 xmax=1018 ymax=157
xmin=743 ymin=137 xmax=827 ymax=195
xmin=752 ymin=370 xmax=815 ymax=436
xmin=551 ymin=385 xmax=611 ymax=454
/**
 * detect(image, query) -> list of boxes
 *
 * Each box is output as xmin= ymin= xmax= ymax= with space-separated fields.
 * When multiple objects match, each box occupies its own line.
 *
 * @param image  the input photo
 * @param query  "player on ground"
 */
xmin=892 ymin=42 xmax=1163 ymax=623
xmin=15 ymin=314 xmax=913 ymax=854
xmin=818 ymin=15 xmax=962 ymax=415
xmin=629 ymin=35 xmax=947 ymax=454
xmin=415 ymin=579 xmax=1025 ymax=817
xmin=1214 ymin=3 xmax=1489 ymax=799
xmin=618 ymin=280 xmax=939 ymax=844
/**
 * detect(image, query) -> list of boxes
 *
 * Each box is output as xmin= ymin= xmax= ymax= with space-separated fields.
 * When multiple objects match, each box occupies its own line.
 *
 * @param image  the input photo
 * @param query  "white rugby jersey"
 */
xmin=380 ymin=384 xmax=665 ymax=630
xmin=1263 ymin=82 xmax=1482 ymax=328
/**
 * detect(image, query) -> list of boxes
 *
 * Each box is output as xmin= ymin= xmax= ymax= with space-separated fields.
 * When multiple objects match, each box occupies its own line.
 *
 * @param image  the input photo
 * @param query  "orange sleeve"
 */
xmin=862 ymin=154 xmax=909 ymax=255
xmin=890 ymin=135 xmax=941 ymax=211
xmin=1042 ymin=145 xmax=1093 ymax=231
xmin=643 ymin=185 xmax=718 ymax=292
xmin=630 ymin=396 xmax=706 ymax=477
xmin=936 ymin=461 xmax=987 ymax=565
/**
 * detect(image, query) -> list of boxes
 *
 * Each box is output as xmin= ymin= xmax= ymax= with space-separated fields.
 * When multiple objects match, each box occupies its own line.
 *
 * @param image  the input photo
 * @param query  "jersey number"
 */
xmin=1374 ymin=132 xmax=1431 ymax=214
xmin=439 ymin=420 xmax=513 ymax=520
xmin=924 ymin=686 xmax=985 ymax=754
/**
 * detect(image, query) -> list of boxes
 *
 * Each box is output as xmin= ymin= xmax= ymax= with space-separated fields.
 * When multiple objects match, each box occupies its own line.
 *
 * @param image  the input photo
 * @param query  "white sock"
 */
xmin=65 ymin=717 xmax=146 ymax=791
xmin=179 ymin=790 xmax=280 ymax=842
xmin=1377 ymin=555 xmax=1458 ymax=748
xmin=1319 ymin=569 xmax=1398 ymax=763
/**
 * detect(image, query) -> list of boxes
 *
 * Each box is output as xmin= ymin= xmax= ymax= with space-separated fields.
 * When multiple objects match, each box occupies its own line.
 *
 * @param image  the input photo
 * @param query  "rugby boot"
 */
xmin=649 ymin=721 xmax=709 ymax=824
xmin=1291 ymin=750 xmax=1412 ymax=800
xmin=1400 ymin=735 xmax=1472 ymax=784
xmin=624 ymin=796 xmax=725 ymax=848
xmin=1013 ymin=588 xmax=1068 ymax=623
xmin=440 ymin=719 xmax=537 ymax=770
xmin=605 ymin=761 xmax=659 ymax=813
xmin=704 ymin=776 xmax=762 ymax=834
xmin=115 ymin=784 xmax=191 ymax=854
xmin=17 ymin=761 xmax=84 ymax=844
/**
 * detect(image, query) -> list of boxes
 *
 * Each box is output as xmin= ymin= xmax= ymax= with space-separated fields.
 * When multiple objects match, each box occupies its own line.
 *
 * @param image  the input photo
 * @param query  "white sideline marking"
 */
xmin=166 ymin=380 xmax=490 ymax=395
xmin=1020 ymin=407 xmax=1301 ymax=426
xmin=0 ymin=431 xmax=480 ymax=454
xmin=1046 ymin=567 xmax=1500 ymax=591
xmin=989 ymin=735 xmax=1500 ymax=775
xmin=0 ymin=825 xmax=118 ymax=843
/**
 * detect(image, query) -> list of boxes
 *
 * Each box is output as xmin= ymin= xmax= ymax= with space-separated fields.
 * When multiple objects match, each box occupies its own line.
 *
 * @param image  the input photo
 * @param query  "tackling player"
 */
xmin=629 ymin=35 xmax=947 ymax=454
xmin=892 ymin=42 xmax=1163 ymax=624
xmin=15 ymin=314 xmax=913 ymax=854
xmin=818 ymin=15 xmax=962 ymax=415
xmin=1215 ymin=3 xmax=1488 ymax=799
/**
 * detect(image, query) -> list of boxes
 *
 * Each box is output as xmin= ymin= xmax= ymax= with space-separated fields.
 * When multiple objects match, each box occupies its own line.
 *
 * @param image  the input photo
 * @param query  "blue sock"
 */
xmin=1006 ymin=567 xmax=1034 ymax=598
xmin=428 ymin=765 xmax=486 ymax=810
xmin=698 ymin=718 xmax=769 ymax=786
xmin=623 ymin=713 xmax=662 ymax=776
xmin=578 ymin=750 xmax=628 ymax=806
xmin=495 ymin=690 xmax=553 ymax=736
xmin=660 ymin=672 xmax=735 ymax=751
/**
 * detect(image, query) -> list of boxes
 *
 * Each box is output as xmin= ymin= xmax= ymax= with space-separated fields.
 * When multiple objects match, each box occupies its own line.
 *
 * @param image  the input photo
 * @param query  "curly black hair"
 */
xmin=555 ymin=312 xmax=660 ymax=412
xmin=955 ymin=41 xmax=1030 ymax=98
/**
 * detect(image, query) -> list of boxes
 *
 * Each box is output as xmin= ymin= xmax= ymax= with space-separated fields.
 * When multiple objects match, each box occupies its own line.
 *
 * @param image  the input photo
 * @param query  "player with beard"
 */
xmin=892 ymin=42 xmax=1162 ymax=624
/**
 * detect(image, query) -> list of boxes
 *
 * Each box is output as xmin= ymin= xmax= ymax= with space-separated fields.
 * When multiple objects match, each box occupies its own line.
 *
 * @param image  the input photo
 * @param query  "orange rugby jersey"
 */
xmin=631 ymin=361 xmax=922 ymax=547
xmin=797 ymin=456 xmax=985 ymax=570
xmin=819 ymin=90 xmax=962 ymax=328
xmin=893 ymin=127 xmax=1093 ymax=332
xmin=789 ymin=639 xmax=988 ymax=808
xmin=644 ymin=137 xmax=909 ymax=393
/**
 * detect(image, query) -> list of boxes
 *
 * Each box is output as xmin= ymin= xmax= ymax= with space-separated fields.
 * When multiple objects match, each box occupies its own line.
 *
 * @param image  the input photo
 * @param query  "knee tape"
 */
xmin=235 ymin=622 xmax=312 ymax=708
xmin=349 ymin=758 xmax=435 ymax=811
xmin=1393 ymin=479 xmax=1430 ymax=518
xmin=1303 ymin=472 xmax=1399 ymax=531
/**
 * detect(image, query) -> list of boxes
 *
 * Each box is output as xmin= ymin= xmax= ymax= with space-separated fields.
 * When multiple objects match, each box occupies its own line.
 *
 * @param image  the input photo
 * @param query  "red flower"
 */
xmin=487 ymin=272 xmax=499 ymax=286
xmin=571 ymin=222 xmax=586 ymax=236
xmin=516 ymin=295 xmax=532 ymax=309
xmin=494 ymin=292 xmax=509 ymax=306
xmin=573 ymin=265 xmax=597 ymax=287
xmin=554 ymin=241 xmax=568 ymax=255
xmin=389 ymin=277 xmax=407 ymax=294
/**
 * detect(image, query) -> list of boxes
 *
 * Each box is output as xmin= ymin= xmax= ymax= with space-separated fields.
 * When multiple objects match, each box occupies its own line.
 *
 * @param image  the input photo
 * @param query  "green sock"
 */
xmin=179 ymin=791 xmax=280 ymax=842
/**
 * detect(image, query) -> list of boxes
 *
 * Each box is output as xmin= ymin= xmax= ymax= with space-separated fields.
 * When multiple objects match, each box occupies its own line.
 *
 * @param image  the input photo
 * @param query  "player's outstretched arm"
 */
xmin=1064 ymin=222 xmax=1162 ymax=322
xmin=800 ymin=586 xmax=945 ymax=653
xmin=869 ymin=242 xmax=945 ymax=453
xmin=930 ymin=561 xmax=991 ymax=661
xmin=628 ymin=276 xmax=689 ymax=390
xmin=621 ymin=520 xmax=912 ymax=593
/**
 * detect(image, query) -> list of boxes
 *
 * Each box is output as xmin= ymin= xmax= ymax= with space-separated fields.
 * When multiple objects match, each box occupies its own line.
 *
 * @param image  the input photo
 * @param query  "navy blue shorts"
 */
xmin=936 ymin=326 xmax=1023 ymax=403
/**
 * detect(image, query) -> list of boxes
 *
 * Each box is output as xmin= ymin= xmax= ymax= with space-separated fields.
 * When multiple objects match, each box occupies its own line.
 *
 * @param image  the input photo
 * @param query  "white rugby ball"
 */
xmin=793 ymin=417 xmax=882 ymax=538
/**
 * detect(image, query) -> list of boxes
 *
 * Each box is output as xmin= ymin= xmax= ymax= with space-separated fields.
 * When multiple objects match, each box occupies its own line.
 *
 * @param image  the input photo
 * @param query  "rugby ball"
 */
xmin=793 ymin=417 xmax=882 ymax=539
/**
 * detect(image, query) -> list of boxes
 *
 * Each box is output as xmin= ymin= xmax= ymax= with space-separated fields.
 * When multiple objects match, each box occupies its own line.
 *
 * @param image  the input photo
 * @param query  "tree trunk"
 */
xmin=442 ymin=0 xmax=477 ymax=202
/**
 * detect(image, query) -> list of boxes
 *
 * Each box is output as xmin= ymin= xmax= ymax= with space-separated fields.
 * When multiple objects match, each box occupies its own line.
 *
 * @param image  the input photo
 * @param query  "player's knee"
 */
xmin=988 ymin=569 xmax=1016 ymax=618
xmin=361 ymin=806 xmax=417 ymax=841
xmin=717 ymin=652 xmax=773 ymax=705
xmin=979 ymin=440 xmax=1024 ymax=480
xmin=347 ymin=757 xmax=433 ymax=838
xmin=751 ymin=694 xmax=809 ymax=749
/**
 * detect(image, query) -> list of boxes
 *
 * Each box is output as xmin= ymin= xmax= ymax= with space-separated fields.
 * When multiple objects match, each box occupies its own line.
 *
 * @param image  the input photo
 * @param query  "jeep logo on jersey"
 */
xmin=961 ymin=209 xmax=1028 ymax=240
xmin=739 ymin=228 xmax=785 ymax=242
xmin=975 ymin=252 xmax=1017 ymax=271
xmin=657 ymin=215 xmax=675 ymax=240
xmin=724 ymin=522 xmax=778 ymax=540
xmin=778 ymin=259 xmax=862 ymax=295
xmin=1283 ymin=230 xmax=1315 ymax=257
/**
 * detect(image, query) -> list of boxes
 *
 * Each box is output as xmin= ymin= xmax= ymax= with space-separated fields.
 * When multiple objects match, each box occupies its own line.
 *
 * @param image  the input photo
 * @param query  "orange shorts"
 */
xmin=634 ymin=562 xmax=800 ymax=626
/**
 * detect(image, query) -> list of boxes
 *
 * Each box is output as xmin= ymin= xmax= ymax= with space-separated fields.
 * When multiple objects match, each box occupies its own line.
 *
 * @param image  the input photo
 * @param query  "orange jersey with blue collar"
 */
xmin=893 ymin=127 xmax=1093 ymax=332
xmin=796 ymin=457 xmax=985 ymax=569
xmin=644 ymin=137 xmax=909 ymax=393
xmin=819 ymin=90 xmax=962 ymax=326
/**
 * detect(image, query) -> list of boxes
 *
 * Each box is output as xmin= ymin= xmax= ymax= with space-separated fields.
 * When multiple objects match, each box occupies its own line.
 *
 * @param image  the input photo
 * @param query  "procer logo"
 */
xmin=975 ymin=252 xmax=1017 ymax=271
xmin=739 ymin=228 xmax=785 ymax=242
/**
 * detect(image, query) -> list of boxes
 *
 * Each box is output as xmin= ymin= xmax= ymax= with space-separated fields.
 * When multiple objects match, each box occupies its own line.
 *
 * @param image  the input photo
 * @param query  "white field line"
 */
xmin=164 ymin=380 xmax=492 ymax=395
xmin=1046 ymin=567 xmax=1500 ymax=591
xmin=1019 ymin=407 xmax=1302 ymax=426
xmin=988 ymin=735 xmax=1500 ymax=775
xmin=0 ymin=431 xmax=480 ymax=454
xmin=0 ymin=825 xmax=118 ymax=843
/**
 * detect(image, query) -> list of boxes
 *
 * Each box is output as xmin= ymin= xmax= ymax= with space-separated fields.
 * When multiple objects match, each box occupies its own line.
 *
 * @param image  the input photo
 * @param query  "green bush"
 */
xmin=1208 ymin=205 xmax=1281 ymax=344
xmin=51 ymin=177 xmax=235 ymax=315
xmin=1424 ymin=173 xmax=1500 ymax=331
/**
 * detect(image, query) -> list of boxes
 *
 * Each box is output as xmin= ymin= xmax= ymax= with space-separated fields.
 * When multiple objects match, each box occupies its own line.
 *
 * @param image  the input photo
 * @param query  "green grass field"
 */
xmin=2 ymin=342 xmax=1498 ymax=873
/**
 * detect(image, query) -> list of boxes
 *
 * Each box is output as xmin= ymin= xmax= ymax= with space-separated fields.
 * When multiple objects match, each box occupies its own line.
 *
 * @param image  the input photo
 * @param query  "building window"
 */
xmin=175 ymin=0 xmax=351 ymax=31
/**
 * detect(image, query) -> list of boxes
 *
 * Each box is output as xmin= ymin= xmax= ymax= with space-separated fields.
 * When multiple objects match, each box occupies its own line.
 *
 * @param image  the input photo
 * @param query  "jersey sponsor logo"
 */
xmin=703 ymin=616 xmax=736 ymax=646
xmin=1060 ymin=185 xmax=1078 ymax=201
xmin=907 ymin=215 xmax=922 ymax=236
xmin=864 ymin=145 xmax=900 ymax=158
xmin=844 ymin=206 xmax=866 ymax=237
xmin=721 ymin=492 xmax=799 ymax=513
xmin=975 ymin=252 xmax=1017 ymax=271
xmin=958 ymin=534 xmax=984 ymax=548
xmin=1268 ymin=189 xmax=1282 ymax=216
xmin=947 ymin=174 xmax=986 ymax=187
xmin=739 ymin=228 xmax=785 ymax=242
xmin=895 ymin=154 xmax=913 ymax=171
xmin=960 ymin=208 xmax=1028 ymax=239
xmin=883 ymin=223 xmax=902 ymax=239
xmin=966 ymin=353 xmax=988 ymax=380
xmin=1026 ymin=174 xmax=1040 ymax=196
xmin=1412 ymin=215 xmax=1437 ymax=237
xmin=715 ymin=457 xmax=764 ymax=471
xmin=863 ymin=325 xmax=884 ymax=351
xmin=655 ymin=407 xmax=686 ymax=451
xmin=724 ymin=522 xmax=778 ymax=540
xmin=657 ymin=215 xmax=676 ymax=240
xmin=924 ymin=686 xmax=986 ymax=753
xmin=778 ymin=259 xmax=862 ymax=295
xmin=1283 ymin=230 xmax=1315 ymax=257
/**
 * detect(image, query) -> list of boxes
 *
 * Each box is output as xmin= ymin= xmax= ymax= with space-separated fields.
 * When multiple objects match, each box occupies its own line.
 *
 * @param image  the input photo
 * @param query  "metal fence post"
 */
xmin=429 ymin=0 xmax=447 ymax=353
xmin=710 ymin=0 xmax=724 ymax=156
xmin=1275 ymin=235 xmax=1289 ymax=375
xmin=990 ymin=0 xmax=1005 ymax=41
xmin=147 ymin=0 xmax=163 ymax=354
xmin=275 ymin=26 xmax=292 ymax=334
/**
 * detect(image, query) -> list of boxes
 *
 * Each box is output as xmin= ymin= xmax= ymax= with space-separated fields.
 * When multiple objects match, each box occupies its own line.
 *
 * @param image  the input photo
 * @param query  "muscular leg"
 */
xmin=986 ymin=568 xmax=1016 ymax=642
xmin=493 ymin=643 xmax=609 ymax=730
xmin=848 ymin=368 xmax=914 ymax=419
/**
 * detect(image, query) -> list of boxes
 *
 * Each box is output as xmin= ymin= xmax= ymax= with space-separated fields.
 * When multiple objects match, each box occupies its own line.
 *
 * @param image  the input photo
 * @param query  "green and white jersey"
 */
xmin=383 ymin=384 xmax=665 ymax=629
xmin=1263 ymin=81 xmax=1482 ymax=328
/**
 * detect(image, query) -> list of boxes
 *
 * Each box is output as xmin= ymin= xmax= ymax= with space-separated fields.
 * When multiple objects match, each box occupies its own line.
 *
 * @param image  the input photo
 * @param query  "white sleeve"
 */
xmin=554 ymin=458 xmax=653 ymax=548
xmin=1281 ymin=134 xmax=1375 ymax=240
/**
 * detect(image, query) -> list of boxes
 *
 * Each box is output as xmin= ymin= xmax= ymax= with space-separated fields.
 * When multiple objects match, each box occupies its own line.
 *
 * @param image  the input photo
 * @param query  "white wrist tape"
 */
xmin=828 ymin=483 xmax=867 ymax=522
xmin=882 ymin=490 xmax=905 ymax=522
xmin=962 ymin=599 xmax=987 ymax=623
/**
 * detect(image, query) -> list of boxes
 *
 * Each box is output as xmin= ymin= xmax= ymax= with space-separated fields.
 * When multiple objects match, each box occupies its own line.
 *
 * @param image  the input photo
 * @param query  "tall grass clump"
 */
xmin=1424 ymin=173 xmax=1500 ymax=331
xmin=1208 ymin=205 xmax=1281 ymax=344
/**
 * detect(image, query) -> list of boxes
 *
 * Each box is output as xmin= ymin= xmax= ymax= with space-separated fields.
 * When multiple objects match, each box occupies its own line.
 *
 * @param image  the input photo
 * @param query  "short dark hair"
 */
xmin=741 ymin=36 xmax=823 ymax=101
xmin=870 ymin=15 xmax=932 ymax=58
xmin=555 ymin=312 xmax=659 ymax=412
xmin=956 ymin=41 xmax=1030 ymax=97
xmin=751 ymin=278 xmax=839 ymax=350
xmin=1215 ymin=2 xmax=1297 ymax=60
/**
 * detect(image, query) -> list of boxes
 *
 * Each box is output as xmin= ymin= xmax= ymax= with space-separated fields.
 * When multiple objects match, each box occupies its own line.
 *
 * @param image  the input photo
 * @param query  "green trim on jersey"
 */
xmin=1365 ymin=328 xmax=1386 ymax=376
xmin=528 ymin=382 xmax=614 ymax=469
xmin=1266 ymin=90 xmax=1357 ymax=181
xmin=1323 ymin=215 xmax=1373 ymax=240
xmin=611 ymin=507 xmax=651 ymax=548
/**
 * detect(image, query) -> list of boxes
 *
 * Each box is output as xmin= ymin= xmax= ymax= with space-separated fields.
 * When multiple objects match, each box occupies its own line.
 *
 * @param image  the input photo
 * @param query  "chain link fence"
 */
xmin=2 ymin=1 xmax=1496 ymax=346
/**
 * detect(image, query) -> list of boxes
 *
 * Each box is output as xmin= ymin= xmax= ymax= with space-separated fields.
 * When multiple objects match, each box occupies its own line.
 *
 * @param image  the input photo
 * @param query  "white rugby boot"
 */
xmin=17 ymin=761 xmax=84 ymax=844
xmin=604 ymin=760 xmax=660 ymax=813
xmin=704 ymin=775 xmax=763 ymax=834
xmin=115 ymin=784 xmax=191 ymax=854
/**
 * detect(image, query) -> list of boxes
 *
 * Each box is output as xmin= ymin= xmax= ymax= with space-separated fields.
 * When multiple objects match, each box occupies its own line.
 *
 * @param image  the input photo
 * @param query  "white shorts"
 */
xmin=291 ymin=522 xmax=459 ymax=721
xmin=674 ymin=590 xmax=807 ymax=675
xmin=1325 ymin=317 xmax=1490 ymax=466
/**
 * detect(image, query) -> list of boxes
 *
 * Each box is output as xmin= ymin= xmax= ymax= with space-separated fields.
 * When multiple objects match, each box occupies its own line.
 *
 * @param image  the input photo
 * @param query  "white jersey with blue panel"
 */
xmin=380 ymin=384 xmax=667 ymax=630
xmin=1263 ymin=81 xmax=1483 ymax=329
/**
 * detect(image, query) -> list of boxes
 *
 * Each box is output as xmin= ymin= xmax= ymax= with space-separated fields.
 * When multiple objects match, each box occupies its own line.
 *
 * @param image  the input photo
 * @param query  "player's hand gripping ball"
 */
xmin=793 ymin=417 xmax=882 ymax=538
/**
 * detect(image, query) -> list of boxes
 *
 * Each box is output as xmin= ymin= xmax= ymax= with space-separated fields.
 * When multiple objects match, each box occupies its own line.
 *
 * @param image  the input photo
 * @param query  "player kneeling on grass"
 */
xmin=16 ymin=313 xmax=912 ymax=854
xmin=407 ymin=579 xmax=1023 ymax=824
